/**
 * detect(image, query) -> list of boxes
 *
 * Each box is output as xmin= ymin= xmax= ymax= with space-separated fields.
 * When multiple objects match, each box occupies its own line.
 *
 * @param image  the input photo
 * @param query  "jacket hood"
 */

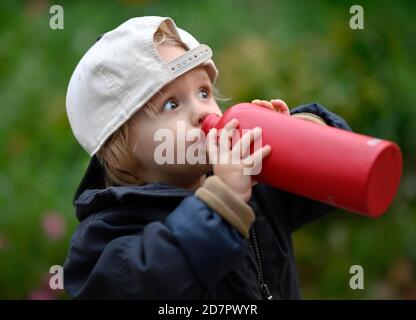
xmin=73 ymin=155 xmax=194 ymax=222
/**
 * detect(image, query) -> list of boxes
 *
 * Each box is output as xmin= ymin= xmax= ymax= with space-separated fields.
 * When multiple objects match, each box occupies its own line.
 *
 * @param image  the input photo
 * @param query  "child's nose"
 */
xmin=195 ymin=110 xmax=211 ymax=127
xmin=190 ymin=105 xmax=212 ymax=127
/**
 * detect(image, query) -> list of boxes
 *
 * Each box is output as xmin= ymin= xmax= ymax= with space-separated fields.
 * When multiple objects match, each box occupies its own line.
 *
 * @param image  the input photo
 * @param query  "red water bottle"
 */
xmin=201 ymin=103 xmax=402 ymax=218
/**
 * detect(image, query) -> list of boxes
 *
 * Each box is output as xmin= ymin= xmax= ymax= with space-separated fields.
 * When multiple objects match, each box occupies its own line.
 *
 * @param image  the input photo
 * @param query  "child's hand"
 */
xmin=251 ymin=99 xmax=290 ymax=116
xmin=206 ymin=119 xmax=271 ymax=203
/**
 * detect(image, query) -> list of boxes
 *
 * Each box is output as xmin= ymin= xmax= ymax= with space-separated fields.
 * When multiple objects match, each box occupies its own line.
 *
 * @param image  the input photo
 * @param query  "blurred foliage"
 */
xmin=0 ymin=0 xmax=415 ymax=299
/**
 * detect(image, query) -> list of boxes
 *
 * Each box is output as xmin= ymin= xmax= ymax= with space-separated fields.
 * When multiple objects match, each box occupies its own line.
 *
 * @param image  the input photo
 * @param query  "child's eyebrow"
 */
xmin=156 ymin=91 xmax=166 ymax=100
xmin=196 ymin=69 xmax=211 ymax=82
xmin=155 ymin=70 xmax=211 ymax=102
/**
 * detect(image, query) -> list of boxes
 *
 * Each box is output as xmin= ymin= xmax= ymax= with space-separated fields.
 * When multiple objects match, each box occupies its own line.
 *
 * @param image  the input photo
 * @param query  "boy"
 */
xmin=64 ymin=16 xmax=351 ymax=299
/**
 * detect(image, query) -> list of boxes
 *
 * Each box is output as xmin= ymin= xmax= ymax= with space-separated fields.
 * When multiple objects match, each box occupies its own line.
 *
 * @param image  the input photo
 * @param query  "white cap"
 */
xmin=66 ymin=16 xmax=218 ymax=156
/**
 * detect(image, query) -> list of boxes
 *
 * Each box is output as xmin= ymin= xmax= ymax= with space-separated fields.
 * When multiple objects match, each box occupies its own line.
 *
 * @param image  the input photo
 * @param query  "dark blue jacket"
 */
xmin=63 ymin=103 xmax=351 ymax=299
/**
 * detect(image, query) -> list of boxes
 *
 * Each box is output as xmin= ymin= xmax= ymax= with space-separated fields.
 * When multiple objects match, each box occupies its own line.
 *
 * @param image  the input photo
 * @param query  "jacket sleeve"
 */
xmin=290 ymin=102 xmax=352 ymax=131
xmin=282 ymin=102 xmax=353 ymax=232
xmin=64 ymin=177 xmax=254 ymax=299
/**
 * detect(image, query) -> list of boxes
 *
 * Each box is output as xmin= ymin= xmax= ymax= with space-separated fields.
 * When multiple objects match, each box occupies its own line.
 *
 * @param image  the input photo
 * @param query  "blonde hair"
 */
xmin=96 ymin=117 xmax=144 ymax=187
xmin=97 ymin=28 xmax=229 ymax=187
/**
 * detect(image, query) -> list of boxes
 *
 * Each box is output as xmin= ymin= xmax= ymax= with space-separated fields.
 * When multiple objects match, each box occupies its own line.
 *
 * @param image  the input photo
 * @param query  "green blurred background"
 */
xmin=0 ymin=0 xmax=415 ymax=299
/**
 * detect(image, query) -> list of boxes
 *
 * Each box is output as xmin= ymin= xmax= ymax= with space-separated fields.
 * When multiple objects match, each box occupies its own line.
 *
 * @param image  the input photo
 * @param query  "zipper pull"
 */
xmin=261 ymin=283 xmax=273 ymax=300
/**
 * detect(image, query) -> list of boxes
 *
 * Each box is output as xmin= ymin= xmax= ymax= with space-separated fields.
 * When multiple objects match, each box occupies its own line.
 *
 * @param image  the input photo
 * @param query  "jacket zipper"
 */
xmin=249 ymin=223 xmax=273 ymax=300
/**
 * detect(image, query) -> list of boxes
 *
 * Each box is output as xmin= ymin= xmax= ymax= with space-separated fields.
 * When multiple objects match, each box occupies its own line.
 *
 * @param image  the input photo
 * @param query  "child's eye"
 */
xmin=162 ymin=100 xmax=179 ymax=112
xmin=198 ymin=88 xmax=210 ymax=100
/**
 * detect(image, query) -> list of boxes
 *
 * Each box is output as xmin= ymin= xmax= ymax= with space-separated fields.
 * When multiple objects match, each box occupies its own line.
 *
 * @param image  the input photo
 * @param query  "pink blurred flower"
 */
xmin=24 ymin=0 xmax=48 ymax=18
xmin=27 ymin=271 xmax=63 ymax=300
xmin=28 ymin=288 xmax=56 ymax=300
xmin=42 ymin=211 xmax=67 ymax=241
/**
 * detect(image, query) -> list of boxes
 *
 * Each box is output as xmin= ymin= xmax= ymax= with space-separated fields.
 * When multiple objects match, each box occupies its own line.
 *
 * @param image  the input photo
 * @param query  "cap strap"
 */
xmin=167 ymin=44 xmax=213 ymax=78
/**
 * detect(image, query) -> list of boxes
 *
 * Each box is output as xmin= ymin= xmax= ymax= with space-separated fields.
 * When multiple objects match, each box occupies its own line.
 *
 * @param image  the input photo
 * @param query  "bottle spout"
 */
xmin=201 ymin=113 xmax=220 ymax=134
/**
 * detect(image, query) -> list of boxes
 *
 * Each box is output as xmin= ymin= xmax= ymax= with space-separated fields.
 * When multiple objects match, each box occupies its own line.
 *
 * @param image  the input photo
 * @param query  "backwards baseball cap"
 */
xmin=66 ymin=16 xmax=218 ymax=157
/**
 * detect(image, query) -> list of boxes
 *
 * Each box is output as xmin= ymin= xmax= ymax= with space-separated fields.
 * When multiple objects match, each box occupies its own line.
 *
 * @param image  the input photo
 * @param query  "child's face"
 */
xmin=129 ymin=44 xmax=222 ymax=189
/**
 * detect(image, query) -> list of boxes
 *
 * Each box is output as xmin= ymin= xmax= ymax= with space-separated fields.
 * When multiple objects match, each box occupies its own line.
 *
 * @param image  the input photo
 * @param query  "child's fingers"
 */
xmin=242 ymin=144 xmax=271 ymax=168
xmin=270 ymin=99 xmax=290 ymax=116
xmin=218 ymin=119 xmax=239 ymax=153
xmin=206 ymin=128 xmax=218 ymax=161
xmin=251 ymin=99 xmax=275 ymax=110
xmin=222 ymin=118 xmax=239 ymax=131
xmin=233 ymin=127 xmax=262 ymax=159
xmin=252 ymin=98 xmax=290 ymax=116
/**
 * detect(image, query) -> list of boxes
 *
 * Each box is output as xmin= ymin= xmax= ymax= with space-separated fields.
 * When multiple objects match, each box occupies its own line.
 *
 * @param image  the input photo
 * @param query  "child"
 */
xmin=64 ymin=16 xmax=351 ymax=299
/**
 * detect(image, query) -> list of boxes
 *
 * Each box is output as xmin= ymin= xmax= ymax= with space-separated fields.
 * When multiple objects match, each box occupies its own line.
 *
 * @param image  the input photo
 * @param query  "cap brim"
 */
xmin=73 ymin=155 xmax=106 ymax=204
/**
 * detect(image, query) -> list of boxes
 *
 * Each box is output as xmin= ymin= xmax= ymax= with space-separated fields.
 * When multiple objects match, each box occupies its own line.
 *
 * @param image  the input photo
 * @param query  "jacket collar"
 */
xmin=73 ymin=155 xmax=106 ymax=204
xmin=73 ymin=155 xmax=207 ymax=221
